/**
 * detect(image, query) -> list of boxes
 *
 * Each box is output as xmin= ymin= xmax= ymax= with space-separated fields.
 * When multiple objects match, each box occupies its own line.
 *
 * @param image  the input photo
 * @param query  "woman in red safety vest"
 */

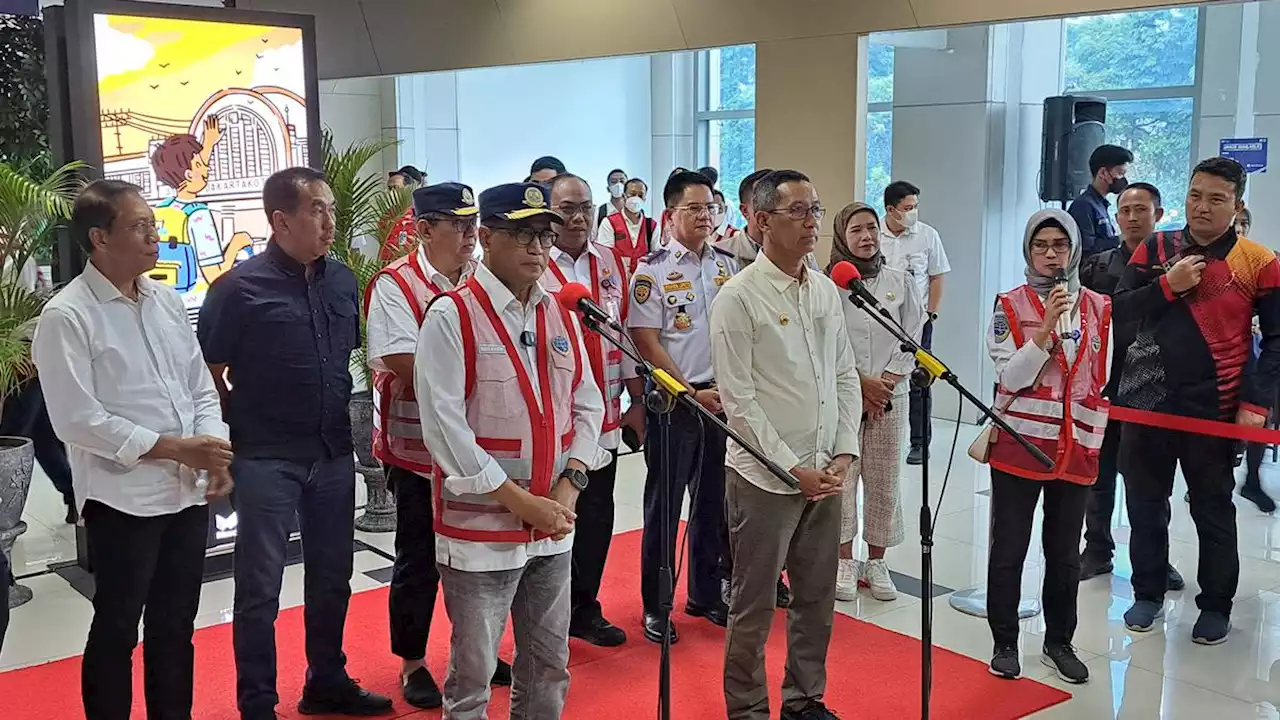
xmin=980 ymin=208 xmax=1112 ymax=686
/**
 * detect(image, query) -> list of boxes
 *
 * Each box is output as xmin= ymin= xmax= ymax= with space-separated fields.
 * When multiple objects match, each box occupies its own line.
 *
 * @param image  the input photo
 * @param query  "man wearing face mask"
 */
xmin=598 ymin=177 xmax=657 ymax=272
xmin=1069 ymin=144 xmax=1133 ymax=258
xmin=881 ymin=181 xmax=950 ymax=466
xmin=597 ymin=168 xmax=628 ymax=225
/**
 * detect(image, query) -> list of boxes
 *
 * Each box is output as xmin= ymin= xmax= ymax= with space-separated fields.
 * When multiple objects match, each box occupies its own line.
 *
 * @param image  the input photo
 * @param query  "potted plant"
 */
xmin=321 ymin=130 xmax=412 ymax=532
xmin=0 ymin=159 xmax=83 ymax=608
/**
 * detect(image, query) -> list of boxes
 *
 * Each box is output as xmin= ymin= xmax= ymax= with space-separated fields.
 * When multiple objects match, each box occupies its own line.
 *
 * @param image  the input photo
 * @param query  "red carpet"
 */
xmin=0 ymin=529 xmax=1069 ymax=719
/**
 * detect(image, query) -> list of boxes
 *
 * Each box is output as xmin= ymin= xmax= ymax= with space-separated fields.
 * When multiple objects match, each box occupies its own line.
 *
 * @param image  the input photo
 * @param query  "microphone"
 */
xmin=557 ymin=282 xmax=625 ymax=333
xmin=830 ymin=261 xmax=881 ymax=309
xmin=1052 ymin=269 xmax=1073 ymax=340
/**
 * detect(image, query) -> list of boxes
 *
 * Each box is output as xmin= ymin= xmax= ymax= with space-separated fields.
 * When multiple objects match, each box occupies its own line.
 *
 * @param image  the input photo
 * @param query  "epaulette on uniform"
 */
xmin=642 ymin=247 xmax=669 ymax=263
xmin=712 ymin=245 xmax=737 ymax=259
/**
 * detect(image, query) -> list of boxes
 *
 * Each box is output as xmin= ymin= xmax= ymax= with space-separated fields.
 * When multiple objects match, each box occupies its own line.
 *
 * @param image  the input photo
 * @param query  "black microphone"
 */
xmin=557 ymin=282 xmax=625 ymax=333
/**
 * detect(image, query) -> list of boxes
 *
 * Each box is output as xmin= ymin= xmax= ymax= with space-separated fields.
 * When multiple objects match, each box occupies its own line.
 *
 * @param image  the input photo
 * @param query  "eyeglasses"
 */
xmin=424 ymin=216 xmax=478 ymax=235
xmin=126 ymin=219 xmax=160 ymax=236
xmin=675 ymin=203 xmax=725 ymax=217
xmin=1030 ymin=241 xmax=1071 ymax=255
xmin=766 ymin=205 xmax=826 ymax=222
xmin=554 ymin=203 xmax=595 ymax=220
xmin=494 ymin=227 xmax=558 ymax=249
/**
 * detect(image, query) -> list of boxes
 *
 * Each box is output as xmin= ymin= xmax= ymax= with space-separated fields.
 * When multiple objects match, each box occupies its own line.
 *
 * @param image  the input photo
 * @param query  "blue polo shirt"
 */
xmin=1067 ymin=185 xmax=1119 ymax=257
xmin=198 ymin=240 xmax=359 ymax=461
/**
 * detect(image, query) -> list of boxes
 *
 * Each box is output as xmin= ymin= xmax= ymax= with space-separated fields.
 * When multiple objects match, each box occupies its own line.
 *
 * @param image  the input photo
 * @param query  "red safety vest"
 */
xmin=606 ymin=212 xmax=655 ymax=271
xmin=432 ymin=278 xmax=584 ymax=543
xmin=987 ymin=284 xmax=1112 ymax=485
xmin=540 ymin=243 xmax=631 ymax=434
xmin=363 ymin=251 xmax=459 ymax=474
xmin=380 ymin=209 xmax=416 ymax=263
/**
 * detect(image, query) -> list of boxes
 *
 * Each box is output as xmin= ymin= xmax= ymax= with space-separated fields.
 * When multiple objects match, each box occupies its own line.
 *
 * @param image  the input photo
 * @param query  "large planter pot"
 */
xmin=0 ymin=436 xmax=35 ymax=609
xmin=350 ymin=391 xmax=396 ymax=533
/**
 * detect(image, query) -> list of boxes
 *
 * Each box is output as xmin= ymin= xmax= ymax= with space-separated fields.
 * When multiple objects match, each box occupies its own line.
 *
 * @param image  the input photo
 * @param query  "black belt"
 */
xmin=691 ymin=381 xmax=715 ymax=391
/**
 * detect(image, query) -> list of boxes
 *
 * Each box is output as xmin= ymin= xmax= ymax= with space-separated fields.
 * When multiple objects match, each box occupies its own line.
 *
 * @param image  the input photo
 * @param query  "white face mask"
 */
xmin=902 ymin=208 xmax=919 ymax=228
xmin=625 ymin=196 xmax=645 ymax=214
xmin=609 ymin=182 xmax=625 ymax=199
xmin=712 ymin=212 xmax=725 ymax=227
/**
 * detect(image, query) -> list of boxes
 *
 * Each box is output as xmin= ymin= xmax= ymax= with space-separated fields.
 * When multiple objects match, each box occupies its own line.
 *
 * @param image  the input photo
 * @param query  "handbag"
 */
xmin=967 ymin=391 xmax=1018 ymax=463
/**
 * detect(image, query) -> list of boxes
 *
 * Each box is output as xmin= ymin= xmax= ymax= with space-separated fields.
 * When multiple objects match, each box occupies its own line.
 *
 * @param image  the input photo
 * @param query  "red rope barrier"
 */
xmin=1109 ymin=406 xmax=1280 ymax=445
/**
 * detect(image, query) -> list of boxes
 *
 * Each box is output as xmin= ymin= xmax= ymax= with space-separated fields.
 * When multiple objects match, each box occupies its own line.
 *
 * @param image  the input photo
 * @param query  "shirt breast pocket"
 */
xmin=326 ymin=295 xmax=359 ymax=354
xmin=550 ymin=344 xmax=578 ymax=401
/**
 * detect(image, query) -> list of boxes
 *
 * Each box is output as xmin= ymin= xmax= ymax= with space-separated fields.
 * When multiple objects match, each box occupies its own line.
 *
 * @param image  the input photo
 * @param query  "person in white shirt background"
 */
xmin=880 ymin=181 xmax=950 ymax=466
xmin=711 ymin=169 xmax=859 ymax=720
xmin=828 ymin=202 xmax=924 ymax=604
xmin=597 ymin=168 xmax=627 ymax=225
xmin=32 ymin=179 xmax=234 ymax=720
xmin=415 ymin=182 xmax=605 ymax=720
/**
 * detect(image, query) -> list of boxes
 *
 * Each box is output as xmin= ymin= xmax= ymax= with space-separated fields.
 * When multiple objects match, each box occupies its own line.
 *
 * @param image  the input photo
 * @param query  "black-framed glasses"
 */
xmin=1030 ymin=241 xmax=1071 ymax=255
xmin=423 ymin=215 xmax=478 ymax=235
xmin=493 ymin=227 xmax=558 ymax=249
xmin=766 ymin=205 xmax=826 ymax=222
xmin=675 ymin=202 xmax=725 ymax=217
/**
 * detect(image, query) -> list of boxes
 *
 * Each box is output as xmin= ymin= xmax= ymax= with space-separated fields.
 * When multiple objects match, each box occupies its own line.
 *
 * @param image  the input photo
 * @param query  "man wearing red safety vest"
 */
xmin=597 ymin=177 xmax=656 ymax=271
xmin=365 ymin=182 xmax=511 ymax=709
xmin=542 ymin=173 xmax=646 ymax=648
xmin=416 ymin=182 xmax=606 ymax=719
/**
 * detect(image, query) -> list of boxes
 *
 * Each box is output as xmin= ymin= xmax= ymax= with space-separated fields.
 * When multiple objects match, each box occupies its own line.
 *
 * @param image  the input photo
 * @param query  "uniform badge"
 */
xmin=667 ymin=295 xmax=679 ymax=305
xmin=462 ymin=188 xmax=475 ymax=205
xmin=887 ymin=292 xmax=896 ymax=301
xmin=685 ymin=292 xmax=695 ymax=302
xmin=674 ymin=312 xmax=692 ymax=330
xmin=602 ymin=266 xmax=612 ymax=276
xmin=992 ymin=311 xmax=1010 ymax=342
xmin=714 ymin=276 xmax=728 ymax=287
xmin=552 ymin=335 xmax=570 ymax=354
xmin=663 ymin=280 xmax=693 ymax=293
xmin=666 ymin=271 xmax=684 ymax=281
xmin=1091 ymin=335 xmax=1102 ymax=353
xmin=633 ymin=274 xmax=654 ymax=304
xmin=524 ymin=186 xmax=546 ymax=208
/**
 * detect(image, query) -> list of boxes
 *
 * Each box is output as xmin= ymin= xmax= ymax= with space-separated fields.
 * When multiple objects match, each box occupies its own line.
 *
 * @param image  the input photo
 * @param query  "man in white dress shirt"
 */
xmin=711 ymin=170 xmax=860 ymax=720
xmin=32 ymin=179 xmax=234 ymax=720
xmin=416 ymin=182 xmax=605 ymax=719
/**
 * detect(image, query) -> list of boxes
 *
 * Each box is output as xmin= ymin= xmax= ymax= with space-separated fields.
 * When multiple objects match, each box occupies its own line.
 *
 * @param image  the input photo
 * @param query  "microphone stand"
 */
xmin=576 ymin=312 xmax=797 ymax=720
xmin=844 ymin=288 xmax=1053 ymax=720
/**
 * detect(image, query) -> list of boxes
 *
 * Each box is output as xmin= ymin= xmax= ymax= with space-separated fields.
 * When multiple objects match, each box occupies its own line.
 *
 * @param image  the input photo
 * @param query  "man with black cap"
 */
xmin=529 ymin=156 xmax=567 ymax=184
xmin=416 ymin=182 xmax=606 ymax=719
xmin=365 ymin=182 xmax=512 ymax=708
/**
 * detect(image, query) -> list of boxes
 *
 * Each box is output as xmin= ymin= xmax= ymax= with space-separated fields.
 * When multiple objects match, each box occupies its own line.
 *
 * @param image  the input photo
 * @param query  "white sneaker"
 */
xmin=863 ymin=558 xmax=898 ymax=601
xmin=836 ymin=558 xmax=859 ymax=601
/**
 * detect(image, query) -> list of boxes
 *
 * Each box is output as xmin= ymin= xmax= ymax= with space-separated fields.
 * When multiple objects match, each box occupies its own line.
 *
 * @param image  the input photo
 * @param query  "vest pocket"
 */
xmin=473 ymin=356 xmax=523 ymax=421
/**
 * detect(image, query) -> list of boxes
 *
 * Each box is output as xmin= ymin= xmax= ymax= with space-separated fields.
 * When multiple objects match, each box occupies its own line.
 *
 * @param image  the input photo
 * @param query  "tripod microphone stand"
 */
xmin=573 ymin=311 xmax=798 ymax=720
xmin=832 ymin=264 xmax=1053 ymax=720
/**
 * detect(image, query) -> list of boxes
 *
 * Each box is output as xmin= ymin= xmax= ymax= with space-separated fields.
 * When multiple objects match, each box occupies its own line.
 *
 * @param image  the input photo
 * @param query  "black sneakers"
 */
xmin=401 ymin=667 xmax=442 ymax=709
xmin=297 ymin=678 xmax=393 ymax=716
xmin=989 ymin=644 xmax=1021 ymax=679
xmin=1041 ymin=644 xmax=1089 ymax=684
xmin=780 ymin=700 xmax=841 ymax=719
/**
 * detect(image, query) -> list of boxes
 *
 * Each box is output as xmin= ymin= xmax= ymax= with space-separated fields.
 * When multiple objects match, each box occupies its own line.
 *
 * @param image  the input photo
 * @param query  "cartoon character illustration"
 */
xmin=149 ymin=116 xmax=255 ymax=292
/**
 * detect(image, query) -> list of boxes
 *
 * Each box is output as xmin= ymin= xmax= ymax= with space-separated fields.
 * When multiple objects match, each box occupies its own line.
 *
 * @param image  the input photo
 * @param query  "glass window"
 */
xmin=867 ymin=44 xmax=895 ymax=105
xmin=1104 ymin=97 xmax=1194 ymax=230
xmin=706 ymin=118 xmax=756 ymax=208
xmin=1064 ymin=8 xmax=1198 ymax=92
xmin=706 ymin=44 xmax=756 ymax=112
xmin=866 ymin=111 xmax=893 ymax=214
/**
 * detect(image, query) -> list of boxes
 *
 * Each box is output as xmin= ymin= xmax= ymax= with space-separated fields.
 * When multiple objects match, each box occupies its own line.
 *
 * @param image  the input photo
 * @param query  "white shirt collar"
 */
xmin=83 ymin=260 xmax=155 ymax=305
xmin=754 ymin=250 xmax=807 ymax=293
xmin=474 ymin=261 xmax=547 ymax=312
xmin=417 ymin=245 xmax=474 ymax=290
xmin=550 ymin=242 xmax=600 ymax=267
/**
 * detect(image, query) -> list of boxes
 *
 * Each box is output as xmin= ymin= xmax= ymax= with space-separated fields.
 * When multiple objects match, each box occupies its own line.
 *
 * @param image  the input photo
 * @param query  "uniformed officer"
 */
xmin=416 ymin=182 xmax=606 ymax=720
xmin=541 ymin=173 xmax=646 ymax=648
xmin=629 ymin=170 xmax=737 ymax=644
xmin=365 ymin=183 xmax=512 ymax=708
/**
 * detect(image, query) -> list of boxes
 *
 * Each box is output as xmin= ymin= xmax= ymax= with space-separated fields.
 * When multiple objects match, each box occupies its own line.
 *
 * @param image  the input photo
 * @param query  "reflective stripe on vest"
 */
xmin=542 ymin=243 xmax=630 ymax=434
xmin=364 ymin=251 xmax=447 ymax=474
xmin=433 ymin=279 xmax=584 ymax=544
xmin=987 ymin=284 xmax=1112 ymax=485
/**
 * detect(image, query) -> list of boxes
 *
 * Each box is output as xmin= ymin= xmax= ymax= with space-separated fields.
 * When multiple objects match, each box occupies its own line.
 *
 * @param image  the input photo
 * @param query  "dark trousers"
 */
xmin=81 ymin=500 xmax=208 ymax=720
xmin=1246 ymin=442 xmax=1267 ymax=480
xmin=232 ymin=454 xmax=356 ymax=717
xmin=909 ymin=320 xmax=934 ymax=448
xmin=1083 ymin=419 xmax=1122 ymax=559
xmin=0 ymin=377 xmax=74 ymax=506
xmin=1121 ymin=424 xmax=1238 ymax=614
xmin=387 ymin=464 xmax=438 ymax=661
xmin=986 ymin=470 xmax=1088 ymax=647
xmin=641 ymin=403 xmax=729 ymax=614
xmin=571 ymin=450 xmax=619 ymax=624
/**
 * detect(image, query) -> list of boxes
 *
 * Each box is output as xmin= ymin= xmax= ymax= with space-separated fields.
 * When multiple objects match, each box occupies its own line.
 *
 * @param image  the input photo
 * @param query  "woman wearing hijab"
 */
xmin=830 ymin=203 xmax=924 ymax=603
xmin=980 ymin=209 xmax=1111 ymax=685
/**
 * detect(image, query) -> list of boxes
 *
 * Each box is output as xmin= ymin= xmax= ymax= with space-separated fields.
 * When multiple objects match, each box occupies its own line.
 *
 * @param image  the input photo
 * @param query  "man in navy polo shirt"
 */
xmin=199 ymin=167 xmax=393 ymax=719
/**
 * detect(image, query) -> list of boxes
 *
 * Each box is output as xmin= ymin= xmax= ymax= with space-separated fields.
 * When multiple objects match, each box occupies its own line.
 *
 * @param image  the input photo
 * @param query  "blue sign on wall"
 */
xmin=1220 ymin=138 xmax=1268 ymax=174
xmin=0 ymin=0 xmax=39 ymax=16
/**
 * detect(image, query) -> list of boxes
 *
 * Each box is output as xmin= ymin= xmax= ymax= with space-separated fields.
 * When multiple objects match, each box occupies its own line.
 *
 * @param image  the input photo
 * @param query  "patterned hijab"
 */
xmin=827 ymin=202 xmax=884 ymax=278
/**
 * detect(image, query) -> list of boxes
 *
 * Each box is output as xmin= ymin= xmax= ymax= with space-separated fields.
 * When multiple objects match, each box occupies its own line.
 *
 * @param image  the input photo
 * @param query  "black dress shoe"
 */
xmin=570 ymin=614 xmax=627 ymax=647
xmin=298 ymin=678 xmax=393 ymax=716
xmin=1166 ymin=564 xmax=1186 ymax=592
xmin=491 ymin=659 xmax=513 ymax=687
xmin=776 ymin=577 xmax=793 ymax=609
xmin=64 ymin=503 xmax=79 ymax=525
xmin=401 ymin=667 xmax=442 ymax=709
xmin=1080 ymin=553 xmax=1113 ymax=580
xmin=642 ymin=612 xmax=679 ymax=644
xmin=685 ymin=600 xmax=729 ymax=627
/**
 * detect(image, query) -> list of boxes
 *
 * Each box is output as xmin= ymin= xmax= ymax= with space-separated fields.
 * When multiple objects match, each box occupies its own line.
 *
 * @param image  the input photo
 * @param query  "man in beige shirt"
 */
xmin=710 ymin=170 xmax=861 ymax=720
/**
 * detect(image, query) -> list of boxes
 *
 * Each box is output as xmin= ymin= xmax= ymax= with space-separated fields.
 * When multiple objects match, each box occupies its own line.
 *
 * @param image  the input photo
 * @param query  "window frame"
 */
xmin=695 ymin=47 xmax=755 ymax=178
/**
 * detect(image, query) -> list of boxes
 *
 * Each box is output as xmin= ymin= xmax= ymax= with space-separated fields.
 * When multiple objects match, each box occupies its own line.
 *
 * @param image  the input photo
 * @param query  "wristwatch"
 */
xmin=928 ymin=311 xmax=939 ymax=323
xmin=560 ymin=467 xmax=589 ymax=492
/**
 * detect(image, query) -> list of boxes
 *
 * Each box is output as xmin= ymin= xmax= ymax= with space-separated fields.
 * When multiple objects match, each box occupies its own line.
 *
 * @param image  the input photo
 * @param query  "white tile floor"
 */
xmin=5 ymin=420 xmax=1280 ymax=718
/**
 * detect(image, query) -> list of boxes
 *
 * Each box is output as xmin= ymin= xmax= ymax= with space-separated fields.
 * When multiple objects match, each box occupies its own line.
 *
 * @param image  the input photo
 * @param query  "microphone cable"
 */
xmin=930 ymin=392 xmax=967 ymax=537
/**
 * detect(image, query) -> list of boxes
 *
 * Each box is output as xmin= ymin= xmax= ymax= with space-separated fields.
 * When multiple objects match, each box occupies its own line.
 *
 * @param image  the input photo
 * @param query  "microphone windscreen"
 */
xmin=830 ymin=261 xmax=860 ymax=290
xmin=556 ymin=282 xmax=593 ymax=313
xmin=1053 ymin=269 xmax=1068 ymax=284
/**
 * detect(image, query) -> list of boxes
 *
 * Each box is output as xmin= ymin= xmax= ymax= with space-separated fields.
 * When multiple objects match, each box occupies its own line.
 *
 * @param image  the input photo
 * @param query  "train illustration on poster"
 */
xmin=92 ymin=13 xmax=310 ymax=324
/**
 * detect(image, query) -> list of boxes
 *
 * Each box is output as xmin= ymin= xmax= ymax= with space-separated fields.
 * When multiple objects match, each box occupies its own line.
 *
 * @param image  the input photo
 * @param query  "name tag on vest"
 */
xmin=478 ymin=343 xmax=505 ymax=354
